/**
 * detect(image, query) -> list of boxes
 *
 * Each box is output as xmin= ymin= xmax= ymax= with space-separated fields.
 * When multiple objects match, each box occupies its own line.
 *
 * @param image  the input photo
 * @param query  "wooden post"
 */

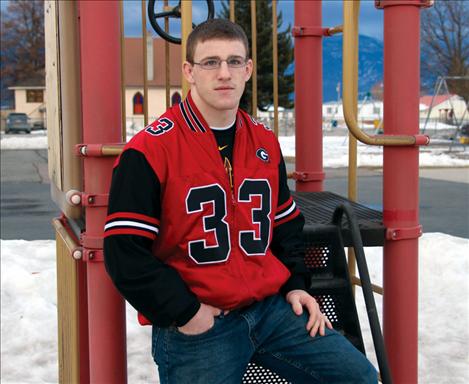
xmin=181 ymin=0 xmax=192 ymax=97
xmin=141 ymin=0 xmax=149 ymax=126
xmin=250 ymin=0 xmax=257 ymax=117
xmin=272 ymin=0 xmax=279 ymax=136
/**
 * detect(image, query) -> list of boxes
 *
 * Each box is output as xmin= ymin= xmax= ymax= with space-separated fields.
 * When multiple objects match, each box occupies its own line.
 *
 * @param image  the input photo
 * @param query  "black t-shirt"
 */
xmin=211 ymin=122 xmax=236 ymax=164
xmin=212 ymin=123 xmax=236 ymax=188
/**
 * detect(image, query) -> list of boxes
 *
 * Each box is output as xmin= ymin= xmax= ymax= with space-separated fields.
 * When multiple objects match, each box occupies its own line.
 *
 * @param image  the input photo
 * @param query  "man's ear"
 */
xmin=244 ymin=59 xmax=253 ymax=82
xmin=182 ymin=61 xmax=195 ymax=84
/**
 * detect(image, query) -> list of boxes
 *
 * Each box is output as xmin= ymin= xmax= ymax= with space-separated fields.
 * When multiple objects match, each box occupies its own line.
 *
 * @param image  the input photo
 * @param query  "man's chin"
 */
xmin=213 ymin=100 xmax=240 ymax=111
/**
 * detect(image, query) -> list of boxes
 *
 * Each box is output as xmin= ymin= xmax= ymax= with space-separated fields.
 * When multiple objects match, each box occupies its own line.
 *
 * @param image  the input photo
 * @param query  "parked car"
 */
xmin=32 ymin=120 xmax=46 ymax=130
xmin=5 ymin=113 xmax=31 ymax=134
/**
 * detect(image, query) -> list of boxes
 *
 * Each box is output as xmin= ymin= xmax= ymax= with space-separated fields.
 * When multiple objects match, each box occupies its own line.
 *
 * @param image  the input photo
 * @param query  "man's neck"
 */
xmin=190 ymin=89 xmax=238 ymax=127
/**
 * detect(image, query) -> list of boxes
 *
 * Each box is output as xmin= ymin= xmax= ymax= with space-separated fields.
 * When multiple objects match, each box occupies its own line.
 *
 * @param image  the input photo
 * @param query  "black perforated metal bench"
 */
xmin=242 ymin=199 xmax=391 ymax=384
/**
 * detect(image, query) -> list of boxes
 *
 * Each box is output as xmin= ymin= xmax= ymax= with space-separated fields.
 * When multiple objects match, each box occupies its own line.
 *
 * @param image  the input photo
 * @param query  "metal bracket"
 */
xmin=81 ymin=233 xmax=104 ymax=249
xmin=82 ymin=249 xmax=104 ymax=262
xmin=375 ymin=0 xmax=433 ymax=9
xmin=80 ymin=233 xmax=104 ymax=262
xmin=386 ymin=225 xmax=423 ymax=241
xmin=65 ymin=190 xmax=109 ymax=207
xmin=292 ymin=26 xmax=328 ymax=38
xmin=82 ymin=193 xmax=109 ymax=207
xmin=290 ymin=171 xmax=326 ymax=182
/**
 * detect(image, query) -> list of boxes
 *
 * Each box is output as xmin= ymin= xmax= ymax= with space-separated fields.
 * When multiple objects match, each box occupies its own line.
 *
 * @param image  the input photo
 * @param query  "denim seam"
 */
xmin=162 ymin=329 xmax=170 ymax=384
xmin=240 ymin=313 xmax=259 ymax=350
xmin=261 ymin=348 xmax=325 ymax=383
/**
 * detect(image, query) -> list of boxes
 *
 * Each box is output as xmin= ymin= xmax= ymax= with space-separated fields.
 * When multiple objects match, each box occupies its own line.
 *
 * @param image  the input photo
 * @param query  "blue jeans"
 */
xmin=152 ymin=294 xmax=377 ymax=383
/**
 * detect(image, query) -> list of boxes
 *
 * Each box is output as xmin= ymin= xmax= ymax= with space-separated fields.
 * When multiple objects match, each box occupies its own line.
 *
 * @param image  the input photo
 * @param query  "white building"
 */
xmin=7 ymin=39 xmax=183 ymax=131
xmin=322 ymin=99 xmax=383 ymax=129
xmin=7 ymin=71 xmax=46 ymax=126
xmin=419 ymin=94 xmax=467 ymax=123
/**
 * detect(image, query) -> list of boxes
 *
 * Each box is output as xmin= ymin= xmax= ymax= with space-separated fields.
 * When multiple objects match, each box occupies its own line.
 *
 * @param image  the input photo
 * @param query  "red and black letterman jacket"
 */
xmin=103 ymin=91 xmax=308 ymax=327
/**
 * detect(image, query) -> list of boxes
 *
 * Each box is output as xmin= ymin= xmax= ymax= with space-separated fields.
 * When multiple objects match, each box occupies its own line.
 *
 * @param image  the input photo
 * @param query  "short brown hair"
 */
xmin=186 ymin=18 xmax=250 ymax=63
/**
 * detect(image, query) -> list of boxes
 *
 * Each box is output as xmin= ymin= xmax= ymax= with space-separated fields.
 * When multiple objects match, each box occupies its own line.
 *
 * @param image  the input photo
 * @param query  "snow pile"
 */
xmin=355 ymin=233 xmax=469 ymax=384
xmin=1 ymin=234 xmax=468 ymax=383
xmin=1 ymin=131 xmax=468 ymax=168
xmin=279 ymin=136 xmax=469 ymax=168
xmin=0 ymin=131 xmax=48 ymax=150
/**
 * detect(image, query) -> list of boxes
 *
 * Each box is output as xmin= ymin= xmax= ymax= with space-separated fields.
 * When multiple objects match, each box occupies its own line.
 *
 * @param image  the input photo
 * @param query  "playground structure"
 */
xmin=421 ymin=76 xmax=469 ymax=147
xmin=45 ymin=0 xmax=433 ymax=382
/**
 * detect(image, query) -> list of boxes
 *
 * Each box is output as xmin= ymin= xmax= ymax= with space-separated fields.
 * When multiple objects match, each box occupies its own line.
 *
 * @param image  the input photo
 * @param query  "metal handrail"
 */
xmin=52 ymin=217 xmax=83 ymax=260
xmin=342 ymin=0 xmax=429 ymax=146
xmin=325 ymin=25 xmax=343 ymax=36
xmin=332 ymin=204 xmax=392 ymax=384
xmin=350 ymin=275 xmax=383 ymax=295
xmin=76 ymin=143 xmax=125 ymax=157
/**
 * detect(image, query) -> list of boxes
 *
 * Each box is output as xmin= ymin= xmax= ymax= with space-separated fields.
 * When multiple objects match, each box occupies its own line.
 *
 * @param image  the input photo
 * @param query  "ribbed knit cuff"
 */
xmin=280 ymin=273 xmax=308 ymax=296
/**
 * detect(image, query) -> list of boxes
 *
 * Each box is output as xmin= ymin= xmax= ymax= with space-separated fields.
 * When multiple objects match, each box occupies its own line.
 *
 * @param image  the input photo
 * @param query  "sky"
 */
xmin=0 ymin=0 xmax=382 ymax=39
xmin=124 ymin=0 xmax=384 ymax=40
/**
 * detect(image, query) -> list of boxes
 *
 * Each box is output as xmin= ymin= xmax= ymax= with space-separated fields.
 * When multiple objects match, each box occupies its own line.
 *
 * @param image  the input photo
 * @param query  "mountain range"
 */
xmin=286 ymin=34 xmax=434 ymax=103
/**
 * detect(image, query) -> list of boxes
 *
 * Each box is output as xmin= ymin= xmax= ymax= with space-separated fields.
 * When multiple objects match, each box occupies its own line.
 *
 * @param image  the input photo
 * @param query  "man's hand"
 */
xmin=286 ymin=289 xmax=333 ymax=337
xmin=177 ymin=303 xmax=225 ymax=335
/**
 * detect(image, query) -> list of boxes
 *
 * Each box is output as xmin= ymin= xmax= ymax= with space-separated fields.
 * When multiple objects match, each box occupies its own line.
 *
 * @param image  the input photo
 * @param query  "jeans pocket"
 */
xmin=173 ymin=316 xmax=220 ymax=339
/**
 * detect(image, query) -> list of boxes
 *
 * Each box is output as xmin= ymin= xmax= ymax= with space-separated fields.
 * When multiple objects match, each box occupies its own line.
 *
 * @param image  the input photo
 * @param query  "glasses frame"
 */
xmin=191 ymin=56 xmax=249 ymax=70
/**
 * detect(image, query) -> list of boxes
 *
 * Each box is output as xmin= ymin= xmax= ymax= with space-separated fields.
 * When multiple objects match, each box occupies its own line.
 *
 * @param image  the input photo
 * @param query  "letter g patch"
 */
xmin=256 ymin=148 xmax=270 ymax=162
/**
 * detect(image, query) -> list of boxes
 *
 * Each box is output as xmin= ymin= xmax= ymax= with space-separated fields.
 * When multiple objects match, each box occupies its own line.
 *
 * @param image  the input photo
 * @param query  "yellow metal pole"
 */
xmin=327 ymin=25 xmax=343 ymax=36
xmin=350 ymin=275 xmax=383 ymax=295
xmin=181 ymin=0 xmax=192 ymax=97
xmin=250 ymin=0 xmax=257 ymax=117
xmin=141 ymin=0 xmax=149 ymax=126
xmin=230 ymin=0 xmax=235 ymax=22
xmin=345 ymin=0 xmax=359 ymax=293
xmin=119 ymin=0 xmax=126 ymax=141
xmin=164 ymin=0 xmax=170 ymax=109
xmin=272 ymin=0 xmax=279 ymax=137
xmin=342 ymin=1 xmax=425 ymax=146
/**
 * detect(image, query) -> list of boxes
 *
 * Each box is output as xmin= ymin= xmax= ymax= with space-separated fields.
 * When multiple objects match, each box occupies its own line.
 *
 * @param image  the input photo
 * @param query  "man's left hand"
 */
xmin=286 ymin=289 xmax=333 ymax=337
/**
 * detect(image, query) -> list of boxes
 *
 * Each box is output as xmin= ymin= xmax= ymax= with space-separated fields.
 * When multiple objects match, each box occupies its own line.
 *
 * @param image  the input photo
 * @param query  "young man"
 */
xmin=104 ymin=19 xmax=377 ymax=383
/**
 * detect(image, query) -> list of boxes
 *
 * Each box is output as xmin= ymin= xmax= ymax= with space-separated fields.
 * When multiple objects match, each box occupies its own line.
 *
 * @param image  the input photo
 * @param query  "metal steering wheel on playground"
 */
xmin=148 ymin=0 xmax=215 ymax=44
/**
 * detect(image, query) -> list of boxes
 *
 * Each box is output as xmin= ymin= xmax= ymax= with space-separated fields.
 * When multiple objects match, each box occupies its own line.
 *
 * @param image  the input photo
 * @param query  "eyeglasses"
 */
xmin=192 ymin=56 xmax=248 ymax=70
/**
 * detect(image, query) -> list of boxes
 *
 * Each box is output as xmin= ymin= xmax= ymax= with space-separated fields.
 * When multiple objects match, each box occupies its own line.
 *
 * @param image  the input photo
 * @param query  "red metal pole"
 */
xmin=381 ymin=1 xmax=423 ymax=382
xmin=78 ymin=1 xmax=127 ymax=383
xmin=293 ymin=0 xmax=324 ymax=192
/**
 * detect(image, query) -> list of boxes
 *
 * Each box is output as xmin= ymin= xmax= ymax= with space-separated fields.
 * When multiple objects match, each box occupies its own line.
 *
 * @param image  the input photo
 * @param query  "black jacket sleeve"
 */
xmin=103 ymin=149 xmax=200 ymax=327
xmin=270 ymin=154 xmax=309 ymax=294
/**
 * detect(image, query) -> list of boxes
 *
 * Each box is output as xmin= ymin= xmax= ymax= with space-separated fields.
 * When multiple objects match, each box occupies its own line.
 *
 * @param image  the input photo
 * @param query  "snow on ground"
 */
xmin=0 ymin=131 xmax=48 ymax=150
xmin=1 ymin=130 xmax=468 ymax=167
xmin=279 ymin=136 xmax=469 ymax=168
xmin=1 ymin=234 xmax=468 ymax=383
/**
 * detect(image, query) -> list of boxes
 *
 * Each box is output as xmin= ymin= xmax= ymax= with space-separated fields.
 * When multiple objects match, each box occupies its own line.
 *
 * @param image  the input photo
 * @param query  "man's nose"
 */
xmin=217 ymin=61 xmax=232 ymax=79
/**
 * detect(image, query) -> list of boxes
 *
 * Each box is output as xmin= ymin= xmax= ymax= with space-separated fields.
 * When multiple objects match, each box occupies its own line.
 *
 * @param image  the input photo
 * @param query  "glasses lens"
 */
xmin=227 ymin=57 xmax=246 ymax=68
xmin=200 ymin=59 xmax=220 ymax=70
xmin=197 ymin=57 xmax=247 ymax=70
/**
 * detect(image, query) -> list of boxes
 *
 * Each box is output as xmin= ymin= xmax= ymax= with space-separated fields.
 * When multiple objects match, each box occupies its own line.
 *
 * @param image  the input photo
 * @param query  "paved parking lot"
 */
xmin=1 ymin=149 xmax=468 ymax=239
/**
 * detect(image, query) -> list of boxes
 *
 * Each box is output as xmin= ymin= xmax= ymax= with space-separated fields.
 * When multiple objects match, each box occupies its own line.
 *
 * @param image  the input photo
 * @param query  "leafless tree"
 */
xmin=421 ymin=0 xmax=469 ymax=101
xmin=0 ymin=0 xmax=44 ymax=106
